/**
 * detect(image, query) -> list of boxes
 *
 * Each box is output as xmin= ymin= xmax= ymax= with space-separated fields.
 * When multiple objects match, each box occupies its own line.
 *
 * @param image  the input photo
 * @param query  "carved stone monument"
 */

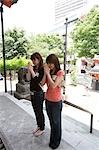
xmin=14 ymin=67 xmax=30 ymax=100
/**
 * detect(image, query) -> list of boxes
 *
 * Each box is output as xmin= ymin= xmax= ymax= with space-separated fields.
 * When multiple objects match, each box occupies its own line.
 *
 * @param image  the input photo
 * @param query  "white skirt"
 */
xmin=77 ymin=73 xmax=92 ymax=88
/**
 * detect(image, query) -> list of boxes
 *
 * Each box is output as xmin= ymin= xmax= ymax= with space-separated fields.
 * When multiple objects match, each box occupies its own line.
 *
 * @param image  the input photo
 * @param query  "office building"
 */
xmin=51 ymin=0 xmax=99 ymax=33
xmin=55 ymin=0 xmax=87 ymax=24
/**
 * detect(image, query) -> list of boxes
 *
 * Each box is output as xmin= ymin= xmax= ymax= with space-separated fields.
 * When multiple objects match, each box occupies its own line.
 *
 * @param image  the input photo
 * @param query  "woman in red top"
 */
xmin=42 ymin=54 xmax=64 ymax=149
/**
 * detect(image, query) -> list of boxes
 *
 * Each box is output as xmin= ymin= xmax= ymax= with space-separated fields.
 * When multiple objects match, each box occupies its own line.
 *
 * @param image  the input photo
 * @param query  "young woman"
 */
xmin=42 ymin=54 xmax=64 ymax=149
xmin=80 ymin=58 xmax=88 ymax=74
xmin=27 ymin=52 xmax=45 ymax=136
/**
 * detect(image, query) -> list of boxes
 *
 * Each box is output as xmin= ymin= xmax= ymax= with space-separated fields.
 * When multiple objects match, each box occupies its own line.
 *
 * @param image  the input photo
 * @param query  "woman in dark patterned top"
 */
xmin=27 ymin=52 xmax=45 ymax=136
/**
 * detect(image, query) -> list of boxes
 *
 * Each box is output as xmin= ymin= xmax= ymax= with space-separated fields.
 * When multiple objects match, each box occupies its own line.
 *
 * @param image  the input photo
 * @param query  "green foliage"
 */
xmin=0 ymin=57 xmax=29 ymax=71
xmin=71 ymin=6 xmax=99 ymax=58
xmin=70 ymin=66 xmax=77 ymax=86
xmin=0 ymin=60 xmax=3 ymax=71
xmin=0 ymin=28 xmax=64 ymax=62
xmin=3 ymin=28 xmax=29 ymax=59
xmin=28 ymin=33 xmax=64 ymax=60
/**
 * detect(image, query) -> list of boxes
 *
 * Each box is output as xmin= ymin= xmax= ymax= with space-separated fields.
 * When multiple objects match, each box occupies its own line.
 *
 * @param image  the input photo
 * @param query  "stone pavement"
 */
xmin=0 ymin=94 xmax=75 ymax=150
xmin=65 ymin=84 xmax=99 ymax=131
xmin=0 ymin=92 xmax=99 ymax=150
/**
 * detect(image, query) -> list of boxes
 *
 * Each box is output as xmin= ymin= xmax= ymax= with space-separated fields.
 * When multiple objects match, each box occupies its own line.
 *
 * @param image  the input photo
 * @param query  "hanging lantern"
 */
xmin=0 ymin=0 xmax=18 ymax=8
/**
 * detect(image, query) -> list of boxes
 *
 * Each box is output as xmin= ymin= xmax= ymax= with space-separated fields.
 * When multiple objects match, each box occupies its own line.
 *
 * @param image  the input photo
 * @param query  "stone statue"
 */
xmin=14 ymin=67 xmax=30 ymax=100
xmin=18 ymin=67 xmax=29 ymax=84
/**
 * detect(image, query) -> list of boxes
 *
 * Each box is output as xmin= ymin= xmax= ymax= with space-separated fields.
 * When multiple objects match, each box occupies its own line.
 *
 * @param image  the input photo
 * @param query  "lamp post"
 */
xmin=0 ymin=2 xmax=7 ymax=92
xmin=0 ymin=0 xmax=19 ymax=93
xmin=63 ymin=17 xmax=78 ymax=97
xmin=63 ymin=18 xmax=68 ymax=96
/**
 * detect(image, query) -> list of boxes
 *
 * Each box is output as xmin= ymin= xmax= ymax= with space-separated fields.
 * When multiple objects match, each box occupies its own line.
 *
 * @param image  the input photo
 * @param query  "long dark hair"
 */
xmin=31 ymin=52 xmax=43 ymax=69
xmin=46 ymin=54 xmax=61 ymax=74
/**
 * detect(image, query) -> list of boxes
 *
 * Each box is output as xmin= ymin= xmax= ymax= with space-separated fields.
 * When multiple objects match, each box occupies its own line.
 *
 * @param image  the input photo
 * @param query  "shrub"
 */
xmin=0 ymin=57 xmax=29 ymax=72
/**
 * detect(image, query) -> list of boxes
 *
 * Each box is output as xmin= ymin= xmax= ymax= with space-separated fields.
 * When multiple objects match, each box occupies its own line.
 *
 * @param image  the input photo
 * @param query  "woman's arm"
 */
xmin=27 ymin=62 xmax=36 ymax=79
xmin=44 ymin=64 xmax=63 ymax=88
xmin=46 ymin=73 xmax=63 ymax=88
xmin=40 ymin=72 xmax=46 ymax=86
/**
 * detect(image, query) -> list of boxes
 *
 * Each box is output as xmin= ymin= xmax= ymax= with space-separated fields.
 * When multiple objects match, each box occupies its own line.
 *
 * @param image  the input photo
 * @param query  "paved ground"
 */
xmin=0 ymin=92 xmax=99 ymax=150
xmin=64 ymin=84 xmax=99 ymax=131
xmin=0 ymin=76 xmax=99 ymax=150
xmin=0 ymin=94 xmax=75 ymax=150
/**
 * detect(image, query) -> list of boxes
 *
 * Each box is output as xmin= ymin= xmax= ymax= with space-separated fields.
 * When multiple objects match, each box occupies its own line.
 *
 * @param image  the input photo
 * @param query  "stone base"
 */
xmin=14 ymin=82 xmax=31 ymax=100
xmin=16 ymin=83 xmax=30 ymax=94
xmin=14 ymin=91 xmax=30 ymax=100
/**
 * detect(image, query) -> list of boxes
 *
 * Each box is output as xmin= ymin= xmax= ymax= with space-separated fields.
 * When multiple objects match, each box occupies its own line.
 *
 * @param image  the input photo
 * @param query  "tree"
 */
xmin=28 ymin=34 xmax=64 ymax=61
xmin=71 ymin=6 xmax=99 ymax=58
xmin=0 ymin=29 xmax=64 ymax=61
xmin=3 ymin=28 xmax=29 ymax=59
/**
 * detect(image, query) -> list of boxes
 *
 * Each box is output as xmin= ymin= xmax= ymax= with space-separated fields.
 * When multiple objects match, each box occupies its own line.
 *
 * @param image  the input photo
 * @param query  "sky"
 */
xmin=2 ymin=0 xmax=99 ymax=34
xmin=3 ymin=0 xmax=55 ymax=34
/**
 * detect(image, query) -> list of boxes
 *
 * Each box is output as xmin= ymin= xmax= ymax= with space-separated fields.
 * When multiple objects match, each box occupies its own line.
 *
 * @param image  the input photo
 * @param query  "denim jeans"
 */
xmin=31 ymin=91 xmax=45 ymax=130
xmin=45 ymin=100 xmax=62 ymax=149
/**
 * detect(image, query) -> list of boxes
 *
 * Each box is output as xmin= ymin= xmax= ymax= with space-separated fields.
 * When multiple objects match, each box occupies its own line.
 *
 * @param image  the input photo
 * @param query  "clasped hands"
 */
xmin=27 ymin=62 xmax=50 ymax=74
xmin=27 ymin=62 xmax=33 ymax=72
xmin=43 ymin=63 xmax=50 ymax=74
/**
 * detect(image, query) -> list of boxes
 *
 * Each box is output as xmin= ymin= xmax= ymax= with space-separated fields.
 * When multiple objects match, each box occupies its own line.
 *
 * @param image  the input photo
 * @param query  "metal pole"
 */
xmin=63 ymin=17 xmax=78 ymax=97
xmin=64 ymin=18 xmax=68 ymax=97
xmin=0 ymin=2 xmax=7 ymax=92
xmin=9 ymin=70 xmax=12 ymax=95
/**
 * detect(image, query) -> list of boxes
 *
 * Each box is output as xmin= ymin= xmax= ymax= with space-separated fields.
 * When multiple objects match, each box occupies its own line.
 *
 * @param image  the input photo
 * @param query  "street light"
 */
xmin=0 ymin=0 xmax=19 ymax=92
xmin=63 ymin=17 xmax=78 ymax=97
